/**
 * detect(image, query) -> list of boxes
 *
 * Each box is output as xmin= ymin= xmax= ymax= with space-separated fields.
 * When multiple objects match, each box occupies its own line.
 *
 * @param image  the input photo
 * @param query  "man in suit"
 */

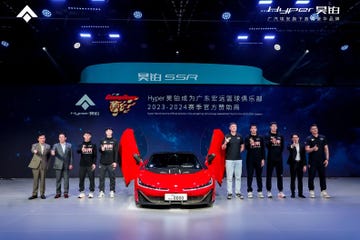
xmin=287 ymin=133 xmax=307 ymax=198
xmin=28 ymin=133 xmax=51 ymax=200
xmin=51 ymin=132 xmax=73 ymax=198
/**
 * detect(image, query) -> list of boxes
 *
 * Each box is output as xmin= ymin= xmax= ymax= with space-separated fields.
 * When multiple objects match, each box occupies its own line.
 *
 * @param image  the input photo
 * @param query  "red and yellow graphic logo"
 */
xmin=105 ymin=94 xmax=139 ymax=116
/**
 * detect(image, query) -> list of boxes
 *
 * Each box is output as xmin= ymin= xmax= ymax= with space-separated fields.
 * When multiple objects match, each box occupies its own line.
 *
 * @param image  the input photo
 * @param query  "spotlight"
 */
xmin=221 ymin=12 xmax=231 ymax=20
xmin=1 ymin=40 xmax=9 ymax=47
xmin=274 ymin=44 xmax=281 ymax=51
xmin=133 ymin=11 xmax=143 ymax=19
xmin=340 ymin=44 xmax=349 ymax=51
xmin=74 ymin=42 xmax=81 ymax=49
xmin=41 ymin=9 xmax=52 ymax=18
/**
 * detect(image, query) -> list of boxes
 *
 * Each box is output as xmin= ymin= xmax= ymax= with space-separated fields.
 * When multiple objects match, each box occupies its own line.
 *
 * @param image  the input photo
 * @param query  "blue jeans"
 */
xmin=226 ymin=160 xmax=243 ymax=195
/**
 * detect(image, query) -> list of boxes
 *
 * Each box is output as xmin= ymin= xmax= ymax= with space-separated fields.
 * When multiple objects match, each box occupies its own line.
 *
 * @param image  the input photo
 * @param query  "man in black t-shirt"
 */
xmin=305 ymin=124 xmax=330 ymax=198
xmin=245 ymin=124 xmax=265 ymax=199
xmin=98 ymin=127 xmax=119 ymax=198
xmin=77 ymin=131 xmax=97 ymax=199
xmin=222 ymin=122 xmax=245 ymax=200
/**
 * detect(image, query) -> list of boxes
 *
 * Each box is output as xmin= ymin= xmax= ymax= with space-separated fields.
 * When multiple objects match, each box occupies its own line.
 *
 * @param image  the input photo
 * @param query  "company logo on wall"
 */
xmin=105 ymin=94 xmax=139 ymax=117
xmin=17 ymin=5 xmax=38 ymax=23
xmin=260 ymin=5 xmax=340 ymax=23
xmin=76 ymin=94 xmax=95 ymax=110
xmin=70 ymin=94 xmax=99 ymax=117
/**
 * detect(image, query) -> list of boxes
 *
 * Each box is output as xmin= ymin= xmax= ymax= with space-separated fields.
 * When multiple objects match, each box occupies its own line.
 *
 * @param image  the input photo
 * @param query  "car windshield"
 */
xmin=146 ymin=153 xmax=203 ymax=170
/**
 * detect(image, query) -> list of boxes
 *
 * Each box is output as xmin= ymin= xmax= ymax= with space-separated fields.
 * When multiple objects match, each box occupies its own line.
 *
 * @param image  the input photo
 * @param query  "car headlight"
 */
xmin=183 ymin=178 xmax=213 ymax=191
xmin=137 ymin=178 xmax=168 ymax=191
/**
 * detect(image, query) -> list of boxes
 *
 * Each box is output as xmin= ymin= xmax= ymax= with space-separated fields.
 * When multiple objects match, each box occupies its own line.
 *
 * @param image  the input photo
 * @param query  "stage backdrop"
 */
xmin=1 ymin=84 xmax=359 ymax=178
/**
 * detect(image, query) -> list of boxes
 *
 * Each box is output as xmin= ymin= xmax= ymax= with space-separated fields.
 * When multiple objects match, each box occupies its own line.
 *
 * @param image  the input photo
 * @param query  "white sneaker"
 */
xmin=309 ymin=190 xmax=315 ymax=198
xmin=109 ymin=190 xmax=115 ymax=198
xmin=278 ymin=192 xmax=286 ymax=198
xmin=78 ymin=191 xmax=85 ymax=198
xmin=321 ymin=190 xmax=331 ymax=198
xmin=258 ymin=192 xmax=264 ymax=198
xmin=98 ymin=191 xmax=105 ymax=198
xmin=88 ymin=192 xmax=94 ymax=198
xmin=235 ymin=193 xmax=244 ymax=199
xmin=247 ymin=192 xmax=253 ymax=198
xmin=267 ymin=191 xmax=273 ymax=198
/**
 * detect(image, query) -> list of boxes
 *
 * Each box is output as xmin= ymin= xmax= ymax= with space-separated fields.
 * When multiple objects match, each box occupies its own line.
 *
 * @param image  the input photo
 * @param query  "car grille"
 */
xmin=137 ymin=189 xmax=213 ymax=206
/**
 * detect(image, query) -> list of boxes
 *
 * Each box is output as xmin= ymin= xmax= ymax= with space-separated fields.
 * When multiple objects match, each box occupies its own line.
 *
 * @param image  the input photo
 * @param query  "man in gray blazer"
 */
xmin=28 ymin=133 xmax=51 ymax=199
xmin=51 ymin=132 xmax=73 ymax=198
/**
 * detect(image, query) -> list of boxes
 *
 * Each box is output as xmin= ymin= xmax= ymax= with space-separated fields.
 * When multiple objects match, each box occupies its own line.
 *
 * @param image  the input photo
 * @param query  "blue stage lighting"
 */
xmin=79 ymin=33 xmax=92 ymax=38
xmin=42 ymin=9 xmax=52 ymax=18
xmin=108 ymin=33 xmax=120 ymax=39
xmin=295 ymin=1 xmax=310 ymax=5
xmin=221 ymin=12 xmax=231 ymax=20
xmin=237 ymin=35 xmax=249 ymax=40
xmin=264 ymin=35 xmax=275 ymax=40
xmin=133 ymin=11 xmax=143 ymax=19
xmin=1 ymin=40 xmax=9 ymax=47
xmin=340 ymin=44 xmax=349 ymax=51
xmin=258 ymin=1 xmax=272 ymax=5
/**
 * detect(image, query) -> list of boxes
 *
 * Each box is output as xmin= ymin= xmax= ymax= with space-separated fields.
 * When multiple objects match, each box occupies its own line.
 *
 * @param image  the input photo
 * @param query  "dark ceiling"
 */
xmin=1 ymin=0 xmax=359 ymax=85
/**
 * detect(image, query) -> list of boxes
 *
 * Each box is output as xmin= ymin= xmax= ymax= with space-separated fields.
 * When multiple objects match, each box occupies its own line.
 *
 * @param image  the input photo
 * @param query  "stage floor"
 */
xmin=0 ymin=177 xmax=359 ymax=240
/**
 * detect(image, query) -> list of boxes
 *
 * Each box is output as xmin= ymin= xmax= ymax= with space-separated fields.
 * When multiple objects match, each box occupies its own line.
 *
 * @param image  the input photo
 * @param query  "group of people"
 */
xmin=222 ymin=122 xmax=331 ymax=200
xmin=28 ymin=128 xmax=119 ymax=200
xmin=27 ymin=123 xmax=330 ymax=201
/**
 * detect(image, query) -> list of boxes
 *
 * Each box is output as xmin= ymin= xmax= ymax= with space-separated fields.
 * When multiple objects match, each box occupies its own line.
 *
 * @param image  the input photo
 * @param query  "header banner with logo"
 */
xmin=80 ymin=63 xmax=276 ymax=85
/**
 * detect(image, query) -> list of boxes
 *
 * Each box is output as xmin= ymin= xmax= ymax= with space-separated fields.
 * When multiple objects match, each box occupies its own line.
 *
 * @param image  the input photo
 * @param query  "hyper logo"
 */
xmin=105 ymin=94 xmax=139 ymax=116
xmin=16 ymin=5 xmax=37 ymax=23
xmin=75 ymin=94 xmax=95 ymax=110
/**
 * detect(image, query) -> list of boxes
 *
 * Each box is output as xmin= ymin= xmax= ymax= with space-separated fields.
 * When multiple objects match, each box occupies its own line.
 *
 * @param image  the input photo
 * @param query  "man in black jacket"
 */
xmin=287 ymin=133 xmax=307 ymax=198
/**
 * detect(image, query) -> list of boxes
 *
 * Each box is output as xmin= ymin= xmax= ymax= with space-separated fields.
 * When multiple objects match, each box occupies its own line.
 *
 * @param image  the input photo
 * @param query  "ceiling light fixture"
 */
xmin=340 ymin=44 xmax=349 ymax=51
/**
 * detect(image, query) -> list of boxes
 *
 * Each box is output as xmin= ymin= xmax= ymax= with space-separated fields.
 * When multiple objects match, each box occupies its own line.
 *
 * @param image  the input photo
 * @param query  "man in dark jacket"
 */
xmin=287 ymin=133 xmax=307 ymax=198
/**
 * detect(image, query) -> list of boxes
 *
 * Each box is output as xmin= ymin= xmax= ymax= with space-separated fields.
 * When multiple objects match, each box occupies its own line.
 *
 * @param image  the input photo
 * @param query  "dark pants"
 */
xmin=98 ymin=164 xmax=116 ymax=192
xmin=246 ymin=160 xmax=263 ymax=192
xmin=79 ymin=166 xmax=95 ymax=192
xmin=289 ymin=162 xmax=304 ymax=195
xmin=55 ymin=167 xmax=69 ymax=194
xmin=308 ymin=160 xmax=327 ymax=191
xmin=266 ymin=159 xmax=284 ymax=192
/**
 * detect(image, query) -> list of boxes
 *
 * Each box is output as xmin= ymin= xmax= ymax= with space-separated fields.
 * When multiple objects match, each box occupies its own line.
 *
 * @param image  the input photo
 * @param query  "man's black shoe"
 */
xmin=28 ymin=195 xmax=37 ymax=200
xmin=40 ymin=195 xmax=46 ymax=199
xmin=298 ymin=195 xmax=306 ymax=198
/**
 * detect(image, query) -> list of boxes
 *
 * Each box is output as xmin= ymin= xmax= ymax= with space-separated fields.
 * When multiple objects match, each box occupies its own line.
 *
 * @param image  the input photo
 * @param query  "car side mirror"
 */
xmin=133 ymin=153 xmax=143 ymax=165
xmin=207 ymin=153 xmax=216 ymax=164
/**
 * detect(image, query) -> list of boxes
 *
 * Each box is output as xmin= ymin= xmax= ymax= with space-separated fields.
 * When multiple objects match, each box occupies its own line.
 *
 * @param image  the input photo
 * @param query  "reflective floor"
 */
xmin=0 ymin=177 xmax=359 ymax=240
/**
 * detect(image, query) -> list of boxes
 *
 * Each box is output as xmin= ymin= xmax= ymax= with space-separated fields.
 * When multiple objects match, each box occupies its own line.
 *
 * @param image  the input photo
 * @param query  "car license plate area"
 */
xmin=164 ymin=193 xmax=187 ymax=201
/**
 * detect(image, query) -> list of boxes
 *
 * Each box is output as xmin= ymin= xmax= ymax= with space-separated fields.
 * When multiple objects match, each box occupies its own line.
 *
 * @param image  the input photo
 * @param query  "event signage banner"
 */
xmin=1 ymin=84 xmax=359 ymax=178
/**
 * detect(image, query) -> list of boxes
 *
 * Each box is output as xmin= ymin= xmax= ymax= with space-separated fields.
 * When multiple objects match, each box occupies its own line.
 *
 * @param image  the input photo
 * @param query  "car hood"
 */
xmin=138 ymin=169 xmax=212 ymax=188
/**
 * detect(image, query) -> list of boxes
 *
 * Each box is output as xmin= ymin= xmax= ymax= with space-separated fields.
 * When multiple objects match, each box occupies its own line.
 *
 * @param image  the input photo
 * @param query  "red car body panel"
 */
xmin=119 ymin=128 xmax=140 ymax=187
xmin=205 ymin=129 xmax=225 ymax=186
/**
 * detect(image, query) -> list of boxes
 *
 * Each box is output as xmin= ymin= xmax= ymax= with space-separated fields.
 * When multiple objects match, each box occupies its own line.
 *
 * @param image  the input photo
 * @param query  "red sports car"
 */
xmin=119 ymin=128 xmax=225 ymax=207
